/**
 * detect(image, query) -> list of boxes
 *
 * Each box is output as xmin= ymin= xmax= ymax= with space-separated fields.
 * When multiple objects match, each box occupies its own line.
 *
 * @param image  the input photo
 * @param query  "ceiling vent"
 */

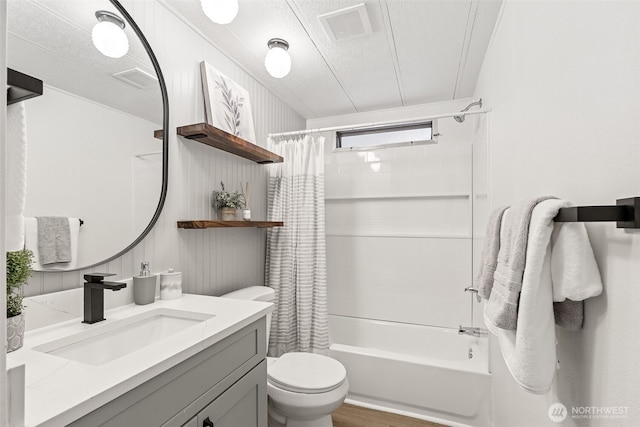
xmin=112 ymin=67 xmax=157 ymax=89
xmin=318 ymin=3 xmax=372 ymax=42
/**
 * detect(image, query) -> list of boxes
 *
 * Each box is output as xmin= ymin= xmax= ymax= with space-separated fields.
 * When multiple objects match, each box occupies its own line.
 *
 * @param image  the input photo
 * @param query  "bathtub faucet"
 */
xmin=458 ymin=326 xmax=486 ymax=337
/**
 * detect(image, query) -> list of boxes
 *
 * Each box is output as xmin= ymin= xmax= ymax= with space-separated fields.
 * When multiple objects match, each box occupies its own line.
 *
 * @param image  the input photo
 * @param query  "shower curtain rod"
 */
xmin=267 ymin=108 xmax=489 ymax=138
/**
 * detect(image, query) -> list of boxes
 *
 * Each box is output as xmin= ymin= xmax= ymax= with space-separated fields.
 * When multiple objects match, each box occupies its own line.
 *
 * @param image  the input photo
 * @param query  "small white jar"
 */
xmin=160 ymin=269 xmax=182 ymax=300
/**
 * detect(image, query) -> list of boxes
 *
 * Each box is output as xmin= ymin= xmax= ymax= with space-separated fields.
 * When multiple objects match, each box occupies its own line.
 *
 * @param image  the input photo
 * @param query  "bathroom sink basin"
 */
xmin=33 ymin=308 xmax=214 ymax=365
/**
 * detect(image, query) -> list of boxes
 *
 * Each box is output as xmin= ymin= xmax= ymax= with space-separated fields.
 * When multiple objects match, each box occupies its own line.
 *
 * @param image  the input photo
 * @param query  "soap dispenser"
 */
xmin=133 ymin=261 xmax=157 ymax=305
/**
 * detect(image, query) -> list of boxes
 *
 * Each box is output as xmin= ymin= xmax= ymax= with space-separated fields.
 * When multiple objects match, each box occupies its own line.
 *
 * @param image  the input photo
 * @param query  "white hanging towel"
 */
xmin=485 ymin=199 xmax=603 ymax=394
xmin=6 ymin=102 xmax=28 ymax=251
xmin=24 ymin=217 xmax=80 ymax=271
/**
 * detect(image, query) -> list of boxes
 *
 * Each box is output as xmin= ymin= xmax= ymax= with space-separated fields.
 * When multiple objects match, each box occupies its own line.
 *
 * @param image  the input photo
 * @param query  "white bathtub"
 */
xmin=328 ymin=315 xmax=490 ymax=427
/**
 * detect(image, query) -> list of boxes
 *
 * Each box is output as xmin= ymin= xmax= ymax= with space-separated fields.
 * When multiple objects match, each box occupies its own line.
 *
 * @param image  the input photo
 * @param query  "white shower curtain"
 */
xmin=266 ymin=135 xmax=328 ymax=357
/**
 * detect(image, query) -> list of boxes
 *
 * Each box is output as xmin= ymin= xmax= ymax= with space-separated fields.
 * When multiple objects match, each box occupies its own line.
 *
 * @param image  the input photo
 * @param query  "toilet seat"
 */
xmin=268 ymin=352 xmax=346 ymax=394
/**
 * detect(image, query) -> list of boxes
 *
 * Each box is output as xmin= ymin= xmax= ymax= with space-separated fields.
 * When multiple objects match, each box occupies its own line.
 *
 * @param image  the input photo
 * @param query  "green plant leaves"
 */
xmin=6 ymin=249 xmax=34 ymax=318
xmin=212 ymin=182 xmax=246 ymax=210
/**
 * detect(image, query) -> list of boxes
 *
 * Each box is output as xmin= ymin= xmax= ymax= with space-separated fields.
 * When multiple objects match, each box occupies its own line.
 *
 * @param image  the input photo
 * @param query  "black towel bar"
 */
xmin=7 ymin=68 xmax=43 ymax=105
xmin=554 ymin=197 xmax=640 ymax=229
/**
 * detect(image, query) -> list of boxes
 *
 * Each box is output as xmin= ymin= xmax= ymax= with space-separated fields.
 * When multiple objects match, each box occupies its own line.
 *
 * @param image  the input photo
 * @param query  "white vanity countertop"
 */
xmin=7 ymin=294 xmax=273 ymax=427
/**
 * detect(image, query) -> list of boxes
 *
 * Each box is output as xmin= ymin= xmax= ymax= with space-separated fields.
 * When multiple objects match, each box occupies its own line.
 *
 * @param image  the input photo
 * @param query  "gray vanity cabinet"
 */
xmin=70 ymin=318 xmax=267 ymax=427
xmin=182 ymin=418 xmax=198 ymax=427
xmin=188 ymin=360 xmax=266 ymax=427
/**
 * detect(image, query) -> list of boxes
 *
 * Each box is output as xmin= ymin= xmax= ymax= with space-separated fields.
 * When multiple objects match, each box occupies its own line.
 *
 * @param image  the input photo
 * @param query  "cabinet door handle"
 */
xmin=203 ymin=417 xmax=214 ymax=427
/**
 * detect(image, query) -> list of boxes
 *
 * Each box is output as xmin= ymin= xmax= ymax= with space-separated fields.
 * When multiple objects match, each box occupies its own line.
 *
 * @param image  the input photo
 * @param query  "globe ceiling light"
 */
xmin=201 ymin=0 xmax=239 ymax=25
xmin=92 ymin=11 xmax=129 ymax=59
xmin=265 ymin=38 xmax=291 ymax=79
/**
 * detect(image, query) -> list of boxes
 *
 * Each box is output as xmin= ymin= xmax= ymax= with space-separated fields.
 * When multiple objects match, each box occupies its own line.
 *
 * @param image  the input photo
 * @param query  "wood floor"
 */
xmin=332 ymin=404 xmax=447 ymax=427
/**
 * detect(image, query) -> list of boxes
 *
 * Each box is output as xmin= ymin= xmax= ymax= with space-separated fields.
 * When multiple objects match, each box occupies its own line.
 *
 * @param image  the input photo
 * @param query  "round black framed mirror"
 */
xmin=7 ymin=0 xmax=169 ymax=271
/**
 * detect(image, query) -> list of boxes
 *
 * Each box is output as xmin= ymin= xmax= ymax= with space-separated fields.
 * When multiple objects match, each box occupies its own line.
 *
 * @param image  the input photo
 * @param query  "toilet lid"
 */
xmin=268 ymin=353 xmax=346 ymax=394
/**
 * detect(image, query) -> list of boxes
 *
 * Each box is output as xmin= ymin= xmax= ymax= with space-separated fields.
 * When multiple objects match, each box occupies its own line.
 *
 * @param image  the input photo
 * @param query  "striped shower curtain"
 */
xmin=265 ymin=135 xmax=328 ymax=357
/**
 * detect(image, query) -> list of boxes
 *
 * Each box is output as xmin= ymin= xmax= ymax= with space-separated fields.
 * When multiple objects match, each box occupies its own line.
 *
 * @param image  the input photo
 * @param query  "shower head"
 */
xmin=454 ymin=98 xmax=483 ymax=123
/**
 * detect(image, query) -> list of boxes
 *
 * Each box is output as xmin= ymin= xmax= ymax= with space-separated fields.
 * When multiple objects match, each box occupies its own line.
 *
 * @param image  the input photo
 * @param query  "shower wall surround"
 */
xmin=24 ymin=0 xmax=305 ymax=297
xmin=309 ymin=99 xmax=484 ymax=329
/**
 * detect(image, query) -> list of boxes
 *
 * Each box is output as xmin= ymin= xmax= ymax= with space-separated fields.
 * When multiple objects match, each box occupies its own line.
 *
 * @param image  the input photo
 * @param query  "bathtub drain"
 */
xmin=468 ymin=348 xmax=474 ymax=359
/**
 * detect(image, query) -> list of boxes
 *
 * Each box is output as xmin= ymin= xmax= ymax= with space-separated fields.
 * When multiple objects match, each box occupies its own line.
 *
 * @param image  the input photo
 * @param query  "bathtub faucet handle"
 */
xmin=458 ymin=325 xmax=486 ymax=337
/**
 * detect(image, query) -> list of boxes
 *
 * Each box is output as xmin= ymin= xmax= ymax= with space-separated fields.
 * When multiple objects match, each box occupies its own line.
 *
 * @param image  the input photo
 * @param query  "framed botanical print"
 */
xmin=200 ymin=61 xmax=256 ymax=143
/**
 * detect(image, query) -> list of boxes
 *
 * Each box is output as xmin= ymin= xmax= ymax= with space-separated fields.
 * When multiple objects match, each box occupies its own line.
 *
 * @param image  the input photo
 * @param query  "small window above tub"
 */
xmin=336 ymin=121 xmax=437 ymax=151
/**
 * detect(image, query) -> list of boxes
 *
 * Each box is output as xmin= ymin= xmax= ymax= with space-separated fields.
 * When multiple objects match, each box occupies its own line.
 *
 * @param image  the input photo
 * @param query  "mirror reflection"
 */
xmin=7 ymin=0 xmax=164 ymax=270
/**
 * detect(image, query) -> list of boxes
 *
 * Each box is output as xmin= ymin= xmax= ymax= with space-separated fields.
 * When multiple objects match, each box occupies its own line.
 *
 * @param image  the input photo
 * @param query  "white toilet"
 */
xmin=221 ymin=286 xmax=349 ymax=427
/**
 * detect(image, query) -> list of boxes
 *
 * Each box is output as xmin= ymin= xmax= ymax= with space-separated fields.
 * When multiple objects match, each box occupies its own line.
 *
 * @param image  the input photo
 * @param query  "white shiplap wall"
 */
xmin=24 ymin=0 xmax=305 ymax=297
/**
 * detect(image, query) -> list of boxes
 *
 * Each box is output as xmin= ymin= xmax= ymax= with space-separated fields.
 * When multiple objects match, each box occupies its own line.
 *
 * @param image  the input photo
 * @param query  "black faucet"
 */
xmin=83 ymin=273 xmax=126 ymax=324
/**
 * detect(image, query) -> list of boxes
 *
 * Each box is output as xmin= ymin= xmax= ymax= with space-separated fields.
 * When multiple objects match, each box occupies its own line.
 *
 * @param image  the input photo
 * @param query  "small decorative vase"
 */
xmin=7 ymin=313 xmax=25 ymax=353
xmin=242 ymin=209 xmax=251 ymax=221
xmin=160 ymin=269 xmax=183 ymax=300
xmin=220 ymin=207 xmax=237 ymax=221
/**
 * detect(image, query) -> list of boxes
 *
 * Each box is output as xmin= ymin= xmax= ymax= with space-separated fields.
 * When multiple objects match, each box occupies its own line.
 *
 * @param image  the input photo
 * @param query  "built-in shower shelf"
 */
xmin=177 ymin=220 xmax=284 ymax=229
xmin=154 ymin=122 xmax=283 ymax=164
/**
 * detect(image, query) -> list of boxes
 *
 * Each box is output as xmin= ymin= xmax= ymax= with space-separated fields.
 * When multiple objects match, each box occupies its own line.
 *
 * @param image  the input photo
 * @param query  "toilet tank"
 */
xmin=220 ymin=286 xmax=275 ymax=352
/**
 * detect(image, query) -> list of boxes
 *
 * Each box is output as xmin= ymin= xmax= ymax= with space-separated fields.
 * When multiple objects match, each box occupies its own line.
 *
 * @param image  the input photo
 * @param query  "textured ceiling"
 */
xmin=7 ymin=0 xmax=502 ymax=122
xmin=7 ymin=0 xmax=162 ymax=123
xmin=166 ymin=0 xmax=503 ymax=119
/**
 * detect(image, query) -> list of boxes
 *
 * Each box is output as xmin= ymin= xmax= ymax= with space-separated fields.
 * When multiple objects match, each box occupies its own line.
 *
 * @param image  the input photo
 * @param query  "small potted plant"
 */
xmin=212 ymin=181 xmax=245 ymax=221
xmin=6 ymin=248 xmax=34 ymax=353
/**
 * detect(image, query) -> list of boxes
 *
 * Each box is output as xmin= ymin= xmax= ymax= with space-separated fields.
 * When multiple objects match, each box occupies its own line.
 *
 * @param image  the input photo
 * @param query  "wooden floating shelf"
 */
xmin=177 ymin=220 xmax=284 ymax=229
xmin=155 ymin=122 xmax=283 ymax=164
